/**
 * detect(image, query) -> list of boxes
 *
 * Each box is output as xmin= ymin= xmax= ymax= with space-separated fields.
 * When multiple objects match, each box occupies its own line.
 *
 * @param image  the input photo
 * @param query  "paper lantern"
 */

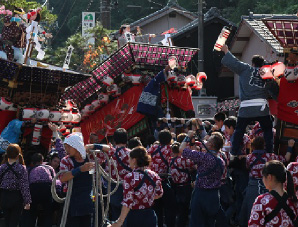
xmin=71 ymin=111 xmax=81 ymax=124
xmin=131 ymin=75 xmax=142 ymax=84
xmin=214 ymin=26 xmax=231 ymax=51
xmin=0 ymin=97 xmax=13 ymax=111
xmin=107 ymin=84 xmax=118 ymax=94
xmin=285 ymin=66 xmax=298 ymax=82
xmin=101 ymin=75 xmax=114 ymax=86
xmin=61 ymin=110 xmax=73 ymax=123
xmin=186 ymin=75 xmax=196 ymax=86
xmin=271 ymin=62 xmax=285 ymax=78
xmin=259 ymin=65 xmax=273 ymax=79
xmin=36 ymin=109 xmax=50 ymax=121
xmin=197 ymin=72 xmax=207 ymax=83
xmin=32 ymin=124 xmax=42 ymax=145
xmin=91 ymin=99 xmax=101 ymax=110
xmin=22 ymin=108 xmax=37 ymax=121
xmin=49 ymin=110 xmax=62 ymax=123
xmin=167 ymin=71 xmax=177 ymax=84
xmin=98 ymin=93 xmax=109 ymax=104
xmin=177 ymin=75 xmax=186 ymax=86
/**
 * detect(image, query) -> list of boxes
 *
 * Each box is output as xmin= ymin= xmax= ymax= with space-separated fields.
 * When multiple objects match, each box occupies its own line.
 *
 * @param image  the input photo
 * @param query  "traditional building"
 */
xmin=172 ymin=7 xmax=237 ymax=100
xmin=129 ymin=0 xmax=197 ymax=44
xmin=223 ymin=13 xmax=298 ymax=96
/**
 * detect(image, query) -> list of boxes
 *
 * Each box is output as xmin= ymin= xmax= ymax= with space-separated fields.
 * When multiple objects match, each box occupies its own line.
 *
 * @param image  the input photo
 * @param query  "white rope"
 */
xmin=51 ymin=150 xmax=121 ymax=227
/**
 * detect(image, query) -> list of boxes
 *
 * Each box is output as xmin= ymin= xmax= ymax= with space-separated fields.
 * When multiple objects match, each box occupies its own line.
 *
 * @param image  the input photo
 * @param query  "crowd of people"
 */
xmin=0 ymin=113 xmax=297 ymax=227
xmin=0 ymin=45 xmax=298 ymax=227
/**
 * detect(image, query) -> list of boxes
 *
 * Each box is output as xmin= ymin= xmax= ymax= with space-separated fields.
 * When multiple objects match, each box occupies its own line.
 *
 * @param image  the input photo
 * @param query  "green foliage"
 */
xmin=2 ymin=0 xmax=57 ymax=24
xmin=44 ymin=23 xmax=117 ymax=73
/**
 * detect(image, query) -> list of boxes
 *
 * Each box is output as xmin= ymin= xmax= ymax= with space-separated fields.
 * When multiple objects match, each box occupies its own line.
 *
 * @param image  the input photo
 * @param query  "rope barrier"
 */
xmin=51 ymin=149 xmax=121 ymax=227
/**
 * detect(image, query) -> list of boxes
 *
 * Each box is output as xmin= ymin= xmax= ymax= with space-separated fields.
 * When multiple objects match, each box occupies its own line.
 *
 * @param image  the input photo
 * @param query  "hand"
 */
xmin=80 ymin=162 xmax=95 ymax=172
xmin=211 ymin=125 xmax=219 ymax=131
xmin=288 ymin=139 xmax=295 ymax=148
xmin=221 ymin=44 xmax=229 ymax=54
xmin=45 ymin=33 xmax=53 ymax=38
xmin=48 ymin=122 xmax=58 ymax=132
xmin=164 ymin=65 xmax=171 ymax=73
xmin=24 ymin=204 xmax=30 ymax=210
xmin=85 ymin=144 xmax=95 ymax=153
xmin=187 ymin=130 xmax=194 ymax=138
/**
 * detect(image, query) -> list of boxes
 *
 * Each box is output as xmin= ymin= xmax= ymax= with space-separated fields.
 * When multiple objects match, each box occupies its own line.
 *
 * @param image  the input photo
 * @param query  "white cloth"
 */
xmin=240 ymin=98 xmax=268 ymax=111
xmin=64 ymin=132 xmax=86 ymax=159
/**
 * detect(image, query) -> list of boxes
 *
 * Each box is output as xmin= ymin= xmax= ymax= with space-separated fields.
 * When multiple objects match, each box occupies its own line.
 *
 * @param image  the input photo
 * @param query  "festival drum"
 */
xmin=49 ymin=110 xmax=62 ymax=123
xmin=36 ymin=108 xmax=50 ymax=121
xmin=22 ymin=108 xmax=37 ymax=120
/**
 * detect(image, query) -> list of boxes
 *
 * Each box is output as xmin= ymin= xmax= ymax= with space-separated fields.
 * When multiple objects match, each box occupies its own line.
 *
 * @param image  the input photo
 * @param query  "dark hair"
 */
xmin=146 ymin=135 xmax=156 ymax=147
xmin=128 ymin=137 xmax=142 ymax=149
xmin=214 ymin=112 xmax=226 ymax=122
xmin=177 ymin=133 xmax=187 ymax=143
xmin=262 ymin=160 xmax=297 ymax=201
xmin=252 ymin=55 xmax=265 ymax=67
xmin=171 ymin=142 xmax=180 ymax=154
xmin=223 ymin=116 xmax=237 ymax=129
xmin=158 ymin=129 xmax=172 ymax=145
xmin=49 ymin=152 xmax=59 ymax=161
xmin=31 ymin=153 xmax=43 ymax=165
xmin=130 ymin=146 xmax=151 ymax=167
xmin=208 ymin=134 xmax=224 ymax=151
xmin=119 ymin=25 xmax=129 ymax=35
xmin=113 ymin=128 xmax=128 ymax=144
xmin=2 ymin=144 xmax=25 ymax=165
xmin=251 ymin=136 xmax=265 ymax=150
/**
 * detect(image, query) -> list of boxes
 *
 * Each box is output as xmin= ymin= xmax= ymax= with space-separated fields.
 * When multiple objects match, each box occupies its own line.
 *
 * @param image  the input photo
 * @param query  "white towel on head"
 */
xmin=64 ymin=132 xmax=86 ymax=159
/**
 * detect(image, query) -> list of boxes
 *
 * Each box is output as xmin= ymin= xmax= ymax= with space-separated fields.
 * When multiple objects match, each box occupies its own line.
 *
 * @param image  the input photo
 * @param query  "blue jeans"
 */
xmin=173 ymin=184 xmax=192 ymax=227
xmin=190 ymin=188 xmax=220 ymax=227
xmin=231 ymin=116 xmax=273 ymax=155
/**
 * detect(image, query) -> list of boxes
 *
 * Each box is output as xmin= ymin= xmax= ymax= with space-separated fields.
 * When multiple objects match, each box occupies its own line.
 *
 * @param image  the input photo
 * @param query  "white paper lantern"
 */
xmin=36 ymin=109 xmax=50 ymax=121
xmin=49 ymin=110 xmax=62 ymax=123
xmin=22 ymin=108 xmax=37 ymax=121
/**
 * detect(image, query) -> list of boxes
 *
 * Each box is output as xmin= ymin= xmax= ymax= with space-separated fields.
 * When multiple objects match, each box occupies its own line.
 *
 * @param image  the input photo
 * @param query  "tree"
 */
xmin=43 ymin=22 xmax=117 ymax=73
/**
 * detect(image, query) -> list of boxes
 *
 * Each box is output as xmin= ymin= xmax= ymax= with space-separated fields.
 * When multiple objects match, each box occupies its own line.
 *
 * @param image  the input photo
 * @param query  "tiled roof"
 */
xmin=172 ymin=7 xmax=236 ymax=39
xmin=235 ymin=14 xmax=298 ymax=54
xmin=130 ymin=3 xmax=197 ymax=28
xmin=61 ymin=43 xmax=198 ymax=104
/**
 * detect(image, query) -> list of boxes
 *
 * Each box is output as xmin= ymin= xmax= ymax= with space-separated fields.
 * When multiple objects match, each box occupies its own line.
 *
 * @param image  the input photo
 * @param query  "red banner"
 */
xmin=81 ymin=85 xmax=145 ymax=143
xmin=0 ymin=111 xmax=17 ymax=134
xmin=161 ymin=85 xmax=194 ymax=111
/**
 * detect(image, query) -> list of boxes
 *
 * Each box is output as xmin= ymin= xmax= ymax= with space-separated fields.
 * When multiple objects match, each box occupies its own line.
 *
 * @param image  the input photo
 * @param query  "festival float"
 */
xmin=0 ymin=5 xmax=200 ymax=151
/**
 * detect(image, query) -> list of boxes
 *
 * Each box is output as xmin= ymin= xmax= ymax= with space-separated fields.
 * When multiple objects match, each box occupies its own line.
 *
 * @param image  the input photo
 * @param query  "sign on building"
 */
xmin=82 ymin=12 xmax=95 ymax=44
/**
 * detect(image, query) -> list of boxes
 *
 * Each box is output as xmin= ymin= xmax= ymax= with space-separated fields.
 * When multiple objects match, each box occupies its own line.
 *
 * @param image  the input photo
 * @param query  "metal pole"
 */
xmin=198 ymin=0 xmax=204 ymax=72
